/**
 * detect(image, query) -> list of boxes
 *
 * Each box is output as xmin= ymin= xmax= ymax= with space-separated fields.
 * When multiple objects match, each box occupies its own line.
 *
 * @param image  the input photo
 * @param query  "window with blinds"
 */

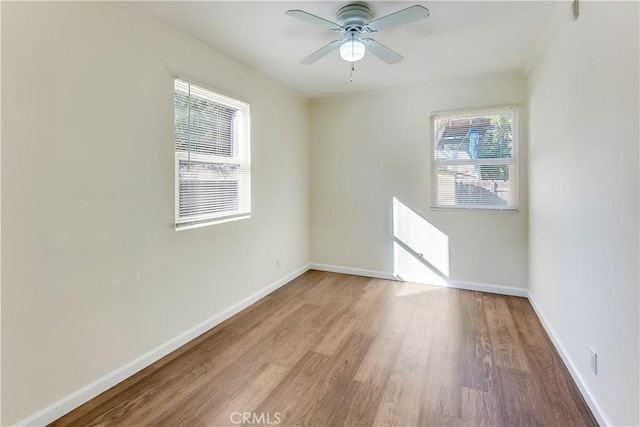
xmin=432 ymin=107 xmax=517 ymax=210
xmin=174 ymin=79 xmax=251 ymax=230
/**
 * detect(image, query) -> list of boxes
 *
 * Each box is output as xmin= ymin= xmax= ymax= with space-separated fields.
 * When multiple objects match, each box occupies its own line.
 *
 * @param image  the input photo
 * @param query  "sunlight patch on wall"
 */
xmin=393 ymin=242 xmax=447 ymax=286
xmin=392 ymin=197 xmax=450 ymax=277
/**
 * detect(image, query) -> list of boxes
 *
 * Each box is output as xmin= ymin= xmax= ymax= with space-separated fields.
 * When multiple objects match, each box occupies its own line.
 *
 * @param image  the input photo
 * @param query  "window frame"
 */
xmin=430 ymin=105 xmax=519 ymax=212
xmin=174 ymin=78 xmax=251 ymax=231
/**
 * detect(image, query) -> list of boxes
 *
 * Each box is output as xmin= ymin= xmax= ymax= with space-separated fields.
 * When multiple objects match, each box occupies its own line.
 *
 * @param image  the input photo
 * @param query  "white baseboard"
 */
xmin=14 ymin=264 xmax=311 ymax=427
xmin=309 ymin=263 xmax=528 ymax=297
xmin=445 ymin=278 xmax=528 ymax=297
xmin=309 ymin=263 xmax=397 ymax=281
xmin=527 ymin=293 xmax=612 ymax=427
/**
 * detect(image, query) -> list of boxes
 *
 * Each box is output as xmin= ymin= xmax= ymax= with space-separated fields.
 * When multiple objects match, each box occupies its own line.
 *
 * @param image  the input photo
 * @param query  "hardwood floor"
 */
xmin=50 ymin=270 xmax=597 ymax=427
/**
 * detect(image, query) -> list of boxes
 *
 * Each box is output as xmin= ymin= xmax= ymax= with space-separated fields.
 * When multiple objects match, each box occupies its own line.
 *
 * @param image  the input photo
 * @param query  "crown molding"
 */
xmin=523 ymin=1 xmax=570 ymax=76
xmin=101 ymin=2 xmax=308 ymax=102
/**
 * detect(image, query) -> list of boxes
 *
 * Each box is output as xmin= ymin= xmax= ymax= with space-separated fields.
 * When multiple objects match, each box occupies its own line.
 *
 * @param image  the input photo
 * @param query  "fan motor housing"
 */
xmin=336 ymin=3 xmax=373 ymax=28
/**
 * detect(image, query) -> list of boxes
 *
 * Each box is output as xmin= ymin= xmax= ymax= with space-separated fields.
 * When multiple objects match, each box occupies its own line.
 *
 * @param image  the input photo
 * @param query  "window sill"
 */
xmin=175 ymin=214 xmax=251 ymax=231
xmin=431 ymin=206 xmax=519 ymax=213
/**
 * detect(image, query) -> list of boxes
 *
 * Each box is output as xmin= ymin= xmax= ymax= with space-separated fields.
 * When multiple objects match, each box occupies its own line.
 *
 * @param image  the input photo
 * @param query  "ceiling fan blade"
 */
xmin=363 ymin=39 xmax=403 ymax=64
xmin=285 ymin=10 xmax=342 ymax=30
xmin=301 ymin=39 xmax=344 ymax=65
xmin=367 ymin=5 xmax=430 ymax=31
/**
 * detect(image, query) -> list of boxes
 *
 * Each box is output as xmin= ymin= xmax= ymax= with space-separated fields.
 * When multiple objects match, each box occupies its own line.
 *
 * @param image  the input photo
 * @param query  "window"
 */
xmin=174 ymin=79 xmax=251 ymax=230
xmin=431 ymin=106 xmax=517 ymax=210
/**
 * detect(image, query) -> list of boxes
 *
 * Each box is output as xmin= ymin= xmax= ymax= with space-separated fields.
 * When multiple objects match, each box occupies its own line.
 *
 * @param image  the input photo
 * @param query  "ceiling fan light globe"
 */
xmin=340 ymin=40 xmax=365 ymax=62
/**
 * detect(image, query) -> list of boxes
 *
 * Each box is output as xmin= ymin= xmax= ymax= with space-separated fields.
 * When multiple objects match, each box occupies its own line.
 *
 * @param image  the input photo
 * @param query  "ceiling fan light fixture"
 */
xmin=287 ymin=3 xmax=429 ymax=66
xmin=340 ymin=39 xmax=365 ymax=62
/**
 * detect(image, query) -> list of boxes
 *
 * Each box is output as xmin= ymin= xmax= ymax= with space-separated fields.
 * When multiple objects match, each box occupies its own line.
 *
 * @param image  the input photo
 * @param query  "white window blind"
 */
xmin=432 ymin=107 xmax=517 ymax=210
xmin=174 ymin=79 xmax=251 ymax=229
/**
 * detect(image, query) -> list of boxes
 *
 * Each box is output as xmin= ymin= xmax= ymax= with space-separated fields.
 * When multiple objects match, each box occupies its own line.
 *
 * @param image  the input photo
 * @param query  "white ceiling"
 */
xmin=130 ymin=1 xmax=556 ymax=99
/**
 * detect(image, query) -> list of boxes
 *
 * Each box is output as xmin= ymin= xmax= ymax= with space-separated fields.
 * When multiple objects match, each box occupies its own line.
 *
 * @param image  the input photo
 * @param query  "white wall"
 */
xmin=1 ymin=3 xmax=309 ymax=425
xmin=310 ymin=74 xmax=529 ymax=289
xmin=528 ymin=2 xmax=639 ymax=425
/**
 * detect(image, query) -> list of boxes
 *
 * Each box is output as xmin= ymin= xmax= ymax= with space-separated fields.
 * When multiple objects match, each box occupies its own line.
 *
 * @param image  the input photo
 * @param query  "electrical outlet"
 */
xmin=589 ymin=348 xmax=598 ymax=375
xmin=276 ymin=259 xmax=281 ymax=270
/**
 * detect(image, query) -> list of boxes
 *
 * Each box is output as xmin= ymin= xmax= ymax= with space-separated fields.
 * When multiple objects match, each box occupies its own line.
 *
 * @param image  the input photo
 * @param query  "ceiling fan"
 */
xmin=285 ymin=3 xmax=430 ymax=65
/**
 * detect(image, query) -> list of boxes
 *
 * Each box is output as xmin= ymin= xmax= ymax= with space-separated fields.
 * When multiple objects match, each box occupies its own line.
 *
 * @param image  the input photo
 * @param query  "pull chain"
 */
xmin=349 ymin=62 xmax=355 ymax=82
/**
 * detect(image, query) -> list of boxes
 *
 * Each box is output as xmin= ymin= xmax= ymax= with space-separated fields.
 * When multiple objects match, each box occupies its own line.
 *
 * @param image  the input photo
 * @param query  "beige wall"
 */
xmin=4 ymin=1 xmax=638 ymax=425
xmin=528 ymin=2 xmax=639 ymax=425
xmin=310 ymin=74 xmax=529 ymax=289
xmin=1 ymin=3 xmax=310 ymax=424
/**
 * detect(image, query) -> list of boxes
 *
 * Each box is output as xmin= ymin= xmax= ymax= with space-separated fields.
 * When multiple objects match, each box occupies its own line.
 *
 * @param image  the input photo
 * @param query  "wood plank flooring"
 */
xmin=50 ymin=270 xmax=597 ymax=427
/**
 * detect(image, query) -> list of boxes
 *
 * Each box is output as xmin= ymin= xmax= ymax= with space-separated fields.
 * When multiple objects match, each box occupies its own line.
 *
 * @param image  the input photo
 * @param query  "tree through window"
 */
xmin=432 ymin=107 xmax=517 ymax=210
